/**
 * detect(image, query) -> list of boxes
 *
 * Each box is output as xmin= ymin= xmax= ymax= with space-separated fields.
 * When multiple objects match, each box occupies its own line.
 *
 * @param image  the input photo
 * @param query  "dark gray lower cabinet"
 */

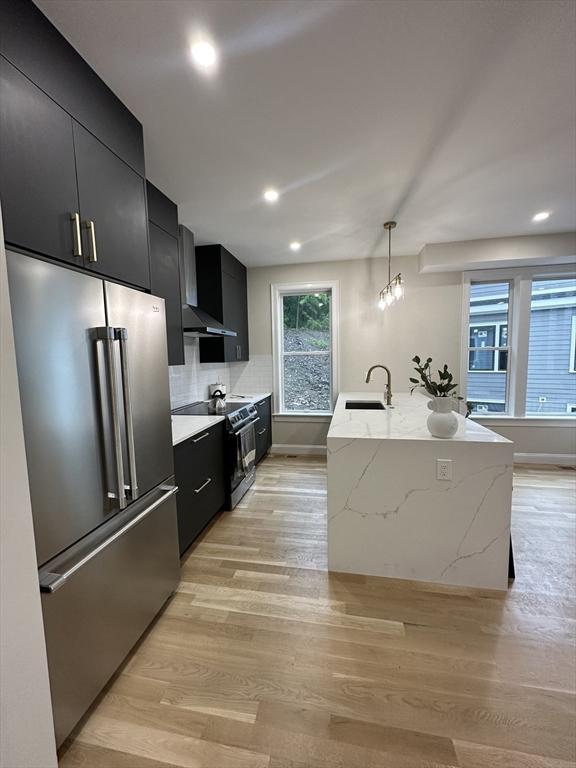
xmin=174 ymin=422 xmax=225 ymax=555
xmin=255 ymin=396 xmax=272 ymax=463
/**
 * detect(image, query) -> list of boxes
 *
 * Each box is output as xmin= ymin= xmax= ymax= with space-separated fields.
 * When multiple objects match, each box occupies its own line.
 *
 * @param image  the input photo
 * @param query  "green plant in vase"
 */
xmin=409 ymin=356 xmax=472 ymax=437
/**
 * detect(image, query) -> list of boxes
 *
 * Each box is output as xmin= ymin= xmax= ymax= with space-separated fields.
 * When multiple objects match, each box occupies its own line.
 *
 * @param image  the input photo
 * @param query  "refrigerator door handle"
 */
xmin=116 ymin=327 xmax=138 ymax=500
xmin=95 ymin=327 xmax=127 ymax=510
xmin=39 ymin=485 xmax=178 ymax=593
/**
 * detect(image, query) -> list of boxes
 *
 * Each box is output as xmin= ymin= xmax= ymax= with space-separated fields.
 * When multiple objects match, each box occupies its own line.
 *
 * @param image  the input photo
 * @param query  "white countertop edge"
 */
xmin=171 ymin=414 xmax=226 ymax=446
xmin=226 ymin=392 xmax=272 ymax=404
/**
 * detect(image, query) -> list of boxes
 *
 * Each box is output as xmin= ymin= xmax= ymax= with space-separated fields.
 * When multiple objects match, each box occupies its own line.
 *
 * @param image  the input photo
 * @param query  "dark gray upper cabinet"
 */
xmin=0 ymin=0 xmax=150 ymax=290
xmin=74 ymin=123 xmax=149 ymax=289
xmin=147 ymin=181 xmax=179 ymax=239
xmin=149 ymin=222 xmax=184 ymax=366
xmin=0 ymin=0 xmax=144 ymax=175
xmin=196 ymin=245 xmax=249 ymax=363
xmin=0 ymin=56 xmax=80 ymax=264
xmin=147 ymin=181 xmax=184 ymax=365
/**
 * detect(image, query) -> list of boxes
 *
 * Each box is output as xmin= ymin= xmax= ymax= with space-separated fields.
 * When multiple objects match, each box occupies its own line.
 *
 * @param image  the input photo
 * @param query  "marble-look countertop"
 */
xmin=328 ymin=392 xmax=511 ymax=443
xmin=171 ymin=415 xmax=225 ymax=446
xmin=171 ymin=393 xmax=272 ymax=446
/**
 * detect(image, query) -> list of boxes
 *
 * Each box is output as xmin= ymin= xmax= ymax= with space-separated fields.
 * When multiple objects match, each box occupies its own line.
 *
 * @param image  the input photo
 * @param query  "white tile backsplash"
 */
xmin=169 ymin=339 xmax=273 ymax=409
xmin=229 ymin=354 xmax=273 ymax=396
xmin=169 ymin=337 xmax=230 ymax=409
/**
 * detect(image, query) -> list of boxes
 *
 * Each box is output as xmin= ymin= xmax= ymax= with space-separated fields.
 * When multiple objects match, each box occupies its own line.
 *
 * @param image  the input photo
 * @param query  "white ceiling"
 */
xmin=37 ymin=0 xmax=576 ymax=267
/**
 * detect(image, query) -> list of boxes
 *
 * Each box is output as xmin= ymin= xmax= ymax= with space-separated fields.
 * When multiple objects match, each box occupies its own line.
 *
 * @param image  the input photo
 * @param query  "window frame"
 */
xmin=271 ymin=281 xmax=340 ymax=416
xmin=461 ymin=265 xmax=576 ymax=420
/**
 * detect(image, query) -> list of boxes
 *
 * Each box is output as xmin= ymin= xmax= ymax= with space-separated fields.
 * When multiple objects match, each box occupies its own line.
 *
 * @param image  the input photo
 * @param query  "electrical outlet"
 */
xmin=538 ymin=396 xmax=547 ymax=403
xmin=436 ymin=459 xmax=453 ymax=481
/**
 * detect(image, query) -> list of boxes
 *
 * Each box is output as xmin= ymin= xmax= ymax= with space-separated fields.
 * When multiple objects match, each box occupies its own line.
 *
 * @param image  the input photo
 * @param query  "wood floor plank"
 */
xmin=59 ymin=459 xmax=576 ymax=767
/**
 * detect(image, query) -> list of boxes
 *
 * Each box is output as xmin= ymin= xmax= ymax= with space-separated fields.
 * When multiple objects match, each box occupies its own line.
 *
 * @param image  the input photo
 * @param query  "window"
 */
xmin=466 ymin=282 xmax=510 ymax=414
xmin=271 ymin=282 xmax=339 ymax=414
xmin=462 ymin=269 xmax=576 ymax=418
xmin=468 ymin=322 xmax=508 ymax=371
xmin=526 ymin=278 xmax=576 ymax=415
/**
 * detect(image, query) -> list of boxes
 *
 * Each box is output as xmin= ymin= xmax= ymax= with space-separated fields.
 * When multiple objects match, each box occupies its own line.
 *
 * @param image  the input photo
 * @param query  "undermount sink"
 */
xmin=345 ymin=400 xmax=385 ymax=410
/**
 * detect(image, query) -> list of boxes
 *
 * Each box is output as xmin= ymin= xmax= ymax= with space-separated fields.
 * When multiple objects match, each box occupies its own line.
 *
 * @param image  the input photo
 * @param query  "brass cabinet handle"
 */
xmin=193 ymin=432 xmax=210 ymax=443
xmin=257 ymin=428 xmax=266 ymax=436
xmin=83 ymin=220 xmax=98 ymax=262
xmin=70 ymin=212 xmax=82 ymax=257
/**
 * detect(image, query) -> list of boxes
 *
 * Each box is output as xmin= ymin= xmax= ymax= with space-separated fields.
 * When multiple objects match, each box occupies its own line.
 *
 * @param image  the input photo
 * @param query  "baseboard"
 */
xmin=269 ymin=445 xmax=574 ymax=464
xmin=514 ymin=452 xmax=576 ymax=466
xmin=270 ymin=444 xmax=327 ymax=456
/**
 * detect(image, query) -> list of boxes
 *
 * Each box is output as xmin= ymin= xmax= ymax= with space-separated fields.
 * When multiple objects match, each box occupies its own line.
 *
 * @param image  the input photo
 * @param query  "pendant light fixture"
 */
xmin=377 ymin=220 xmax=403 ymax=310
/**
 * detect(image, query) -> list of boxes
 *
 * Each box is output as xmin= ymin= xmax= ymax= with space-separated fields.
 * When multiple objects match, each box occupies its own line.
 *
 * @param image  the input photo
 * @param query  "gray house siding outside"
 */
xmin=468 ymin=280 xmax=576 ymax=415
xmin=526 ymin=306 xmax=576 ymax=414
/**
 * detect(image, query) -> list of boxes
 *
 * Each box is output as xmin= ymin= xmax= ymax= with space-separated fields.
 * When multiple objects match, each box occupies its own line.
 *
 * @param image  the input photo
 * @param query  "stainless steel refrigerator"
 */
xmin=6 ymin=250 xmax=180 ymax=747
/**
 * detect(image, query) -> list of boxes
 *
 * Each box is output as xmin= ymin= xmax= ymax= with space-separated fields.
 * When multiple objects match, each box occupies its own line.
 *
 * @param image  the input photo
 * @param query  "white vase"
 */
xmin=427 ymin=397 xmax=458 ymax=438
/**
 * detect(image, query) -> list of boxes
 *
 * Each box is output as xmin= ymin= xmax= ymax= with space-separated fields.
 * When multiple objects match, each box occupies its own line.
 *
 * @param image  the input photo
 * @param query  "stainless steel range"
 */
xmin=172 ymin=400 xmax=258 ymax=508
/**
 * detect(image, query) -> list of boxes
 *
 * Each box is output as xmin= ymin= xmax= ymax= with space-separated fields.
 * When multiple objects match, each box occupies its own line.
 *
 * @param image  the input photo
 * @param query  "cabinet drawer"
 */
xmin=174 ymin=422 xmax=225 ymax=555
xmin=255 ymin=396 xmax=272 ymax=463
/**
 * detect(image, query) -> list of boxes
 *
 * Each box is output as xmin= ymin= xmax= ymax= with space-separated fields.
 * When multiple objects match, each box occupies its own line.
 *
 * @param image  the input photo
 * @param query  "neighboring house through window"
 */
xmin=271 ymin=281 xmax=339 ymax=414
xmin=462 ymin=270 xmax=576 ymax=417
xmin=570 ymin=315 xmax=576 ymax=374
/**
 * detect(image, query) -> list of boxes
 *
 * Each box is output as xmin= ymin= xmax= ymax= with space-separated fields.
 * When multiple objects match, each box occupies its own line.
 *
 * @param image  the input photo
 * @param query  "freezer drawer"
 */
xmin=40 ymin=481 xmax=179 ymax=747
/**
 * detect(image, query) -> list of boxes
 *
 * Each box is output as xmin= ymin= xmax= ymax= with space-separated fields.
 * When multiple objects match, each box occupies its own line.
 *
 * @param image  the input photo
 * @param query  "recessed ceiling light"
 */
xmin=191 ymin=40 xmax=218 ymax=70
xmin=263 ymin=188 xmax=279 ymax=204
xmin=290 ymin=241 xmax=301 ymax=252
xmin=532 ymin=211 xmax=550 ymax=222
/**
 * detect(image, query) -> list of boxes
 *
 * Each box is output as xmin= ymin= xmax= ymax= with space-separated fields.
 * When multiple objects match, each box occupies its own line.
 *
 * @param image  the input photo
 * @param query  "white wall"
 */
xmin=0 ymin=219 xmax=57 ymax=768
xmin=476 ymin=420 xmax=576 ymax=464
xmin=247 ymin=254 xmax=464 ymax=448
xmin=246 ymin=249 xmax=575 ymax=460
xmin=419 ymin=231 xmax=576 ymax=273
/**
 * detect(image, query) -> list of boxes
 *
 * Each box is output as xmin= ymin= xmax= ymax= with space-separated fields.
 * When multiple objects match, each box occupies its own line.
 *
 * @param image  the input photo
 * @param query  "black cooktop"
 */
xmin=172 ymin=401 xmax=245 ymax=417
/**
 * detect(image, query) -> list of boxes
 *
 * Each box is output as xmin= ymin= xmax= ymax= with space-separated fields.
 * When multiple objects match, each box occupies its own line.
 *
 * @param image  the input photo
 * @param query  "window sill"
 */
xmin=273 ymin=412 xmax=333 ymax=422
xmin=473 ymin=415 xmax=576 ymax=427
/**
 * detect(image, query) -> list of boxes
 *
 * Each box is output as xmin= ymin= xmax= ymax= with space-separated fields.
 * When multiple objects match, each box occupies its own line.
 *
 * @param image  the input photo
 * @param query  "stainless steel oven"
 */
xmin=227 ymin=404 xmax=258 ymax=508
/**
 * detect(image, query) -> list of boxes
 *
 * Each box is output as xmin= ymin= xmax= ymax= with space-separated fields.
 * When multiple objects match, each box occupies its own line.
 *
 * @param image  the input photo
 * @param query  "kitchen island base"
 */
xmin=327 ymin=393 xmax=514 ymax=590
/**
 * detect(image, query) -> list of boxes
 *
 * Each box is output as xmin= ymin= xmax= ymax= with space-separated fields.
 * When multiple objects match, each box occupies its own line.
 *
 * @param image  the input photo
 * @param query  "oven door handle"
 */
xmin=237 ymin=421 xmax=256 ymax=436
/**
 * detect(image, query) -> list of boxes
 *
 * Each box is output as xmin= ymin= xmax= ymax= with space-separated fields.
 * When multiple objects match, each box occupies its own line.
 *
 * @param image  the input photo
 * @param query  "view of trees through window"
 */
xmin=282 ymin=291 xmax=331 ymax=411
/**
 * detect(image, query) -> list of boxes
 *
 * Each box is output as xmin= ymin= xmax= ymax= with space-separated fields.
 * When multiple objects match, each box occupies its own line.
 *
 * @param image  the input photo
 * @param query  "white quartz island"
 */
xmin=327 ymin=392 xmax=514 ymax=590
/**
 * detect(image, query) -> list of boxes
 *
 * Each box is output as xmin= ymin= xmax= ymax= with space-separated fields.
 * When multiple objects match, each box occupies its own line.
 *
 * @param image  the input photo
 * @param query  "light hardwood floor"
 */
xmin=59 ymin=457 xmax=576 ymax=768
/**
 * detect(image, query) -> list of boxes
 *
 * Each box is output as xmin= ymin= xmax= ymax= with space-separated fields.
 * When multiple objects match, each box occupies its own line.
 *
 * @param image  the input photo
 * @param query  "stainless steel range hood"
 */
xmin=181 ymin=304 xmax=236 ymax=337
xmin=179 ymin=225 xmax=236 ymax=338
